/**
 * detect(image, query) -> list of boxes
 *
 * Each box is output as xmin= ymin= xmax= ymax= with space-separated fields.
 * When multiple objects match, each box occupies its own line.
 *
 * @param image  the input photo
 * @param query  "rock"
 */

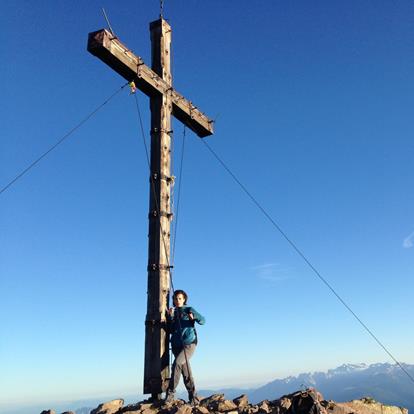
xmin=269 ymin=394 xmax=293 ymax=414
xmin=91 ymin=399 xmax=124 ymax=414
xmin=325 ymin=401 xmax=354 ymax=414
xmin=120 ymin=401 xmax=157 ymax=413
xmin=173 ymin=405 xmax=193 ymax=414
xmin=193 ymin=407 xmax=210 ymax=414
xmin=61 ymin=412 xmax=75 ymax=414
xmin=233 ymin=395 xmax=249 ymax=408
xmin=333 ymin=399 xmax=409 ymax=414
xmin=276 ymin=397 xmax=292 ymax=412
xmin=40 ymin=411 xmax=56 ymax=414
xmin=217 ymin=400 xmax=238 ymax=412
xmin=142 ymin=408 xmax=158 ymax=414
xmin=246 ymin=406 xmax=259 ymax=414
xmin=269 ymin=388 xmax=326 ymax=414
xmin=119 ymin=403 xmax=141 ymax=413
xmin=199 ymin=394 xmax=237 ymax=412
xmin=158 ymin=401 xmax=192 ymax=414
xmin=139 ymin=403 xmax=154 ymax=411
xmin=200 ymin=394 xmax=225 ymax=407
xmin=257 ymin=401 xmax=271 ymax=414
xmin=279 ymin=398 xmax=292 ymax=410
xmin=158 ymin=399 xmax=189 ymax=414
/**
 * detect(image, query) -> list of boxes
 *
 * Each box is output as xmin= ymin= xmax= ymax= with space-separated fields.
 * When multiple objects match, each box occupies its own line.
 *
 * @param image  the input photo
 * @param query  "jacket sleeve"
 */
xmin=189 ymin=307 xmax=205 ymax=325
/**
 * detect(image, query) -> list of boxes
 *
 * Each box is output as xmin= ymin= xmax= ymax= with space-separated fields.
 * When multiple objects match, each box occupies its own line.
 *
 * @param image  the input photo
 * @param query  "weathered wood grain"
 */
xmin=87 ymin=28 xmax=214 ymax=137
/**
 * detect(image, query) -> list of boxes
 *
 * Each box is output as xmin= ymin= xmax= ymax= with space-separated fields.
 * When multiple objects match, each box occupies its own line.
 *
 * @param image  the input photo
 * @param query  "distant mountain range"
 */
xmin=199 ymin=362 xmax=414 ymax=412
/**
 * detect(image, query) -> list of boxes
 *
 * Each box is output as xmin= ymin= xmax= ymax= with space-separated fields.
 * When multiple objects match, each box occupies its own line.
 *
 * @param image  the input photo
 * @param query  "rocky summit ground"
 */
xmin=40 ymin=388 xmax=409 ymax=414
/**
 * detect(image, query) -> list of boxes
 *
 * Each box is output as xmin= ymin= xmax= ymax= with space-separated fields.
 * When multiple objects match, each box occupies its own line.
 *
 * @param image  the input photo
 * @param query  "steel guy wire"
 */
xmin=101 ymin=7 xmax=116 ymax=37
xmin=171 ymin=126 xmax=187 ymax=265
xmin=132 ymin=93 xmax=174 ymax=283
xmin=160 ymin=0 xmax=164 ymax=18
xmin=0 ymin=83 xmax=128 ymax=196
xmin=200 ymin=137 xmax=414 ymax=386
xmin=132 ymin=93 xmax=186 ymax=297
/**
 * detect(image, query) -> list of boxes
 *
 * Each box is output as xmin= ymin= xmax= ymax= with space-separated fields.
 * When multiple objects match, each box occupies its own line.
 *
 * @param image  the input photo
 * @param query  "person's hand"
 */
xmin=168 ymin=307 xmax=175 ymax=317
xmin=188 ymin=312 xmax=194 ymax=320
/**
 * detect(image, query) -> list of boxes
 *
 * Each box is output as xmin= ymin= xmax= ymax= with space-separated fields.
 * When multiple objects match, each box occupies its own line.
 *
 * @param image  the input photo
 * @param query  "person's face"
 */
xmin=174 ymin=293 xmax=186 ymax=308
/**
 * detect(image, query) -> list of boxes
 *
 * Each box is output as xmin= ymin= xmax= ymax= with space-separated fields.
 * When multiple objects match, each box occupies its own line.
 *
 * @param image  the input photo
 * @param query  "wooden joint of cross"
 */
xmin=87 ymin=25 xmax=214 ymax=137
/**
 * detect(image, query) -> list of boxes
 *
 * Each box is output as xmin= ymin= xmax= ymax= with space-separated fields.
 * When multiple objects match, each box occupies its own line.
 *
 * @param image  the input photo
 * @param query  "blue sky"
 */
xmin=1 ymin=0 xmax=413 ymax=411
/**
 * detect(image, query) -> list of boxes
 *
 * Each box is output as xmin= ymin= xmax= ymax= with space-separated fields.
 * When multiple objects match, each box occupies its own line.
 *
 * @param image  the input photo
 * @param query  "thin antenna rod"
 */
xmin=102 ymin=7 xmax=116 ymax=36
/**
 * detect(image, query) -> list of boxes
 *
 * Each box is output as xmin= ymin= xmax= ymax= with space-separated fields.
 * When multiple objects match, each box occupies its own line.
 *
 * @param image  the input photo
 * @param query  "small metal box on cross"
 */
xmin=87 ymin=18 xmax=214 ymax=398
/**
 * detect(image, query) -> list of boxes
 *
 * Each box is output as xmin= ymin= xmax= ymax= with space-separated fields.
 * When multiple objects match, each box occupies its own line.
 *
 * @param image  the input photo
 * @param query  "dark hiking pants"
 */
xmin=169 ymin=343 xmax=196 ymax=394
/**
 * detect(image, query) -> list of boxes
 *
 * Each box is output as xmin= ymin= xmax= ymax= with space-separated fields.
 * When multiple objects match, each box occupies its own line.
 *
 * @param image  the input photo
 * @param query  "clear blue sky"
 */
xmin=1 ymin=0 xmax=413 ymax=411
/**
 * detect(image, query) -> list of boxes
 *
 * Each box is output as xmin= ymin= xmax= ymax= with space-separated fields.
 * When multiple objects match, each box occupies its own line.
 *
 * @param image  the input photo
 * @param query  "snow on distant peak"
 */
xmin=274 ymin=363 xmax=407 ymax=385
xmin=283 ymin=376 xmax=296 ymax=384
xmin=369 ymin=362 xmax=392 ymax=370
xmin=326 ymin=363 xmax=368 ymax=377
xmin=323 ymin=362 xmax=407 ymax=378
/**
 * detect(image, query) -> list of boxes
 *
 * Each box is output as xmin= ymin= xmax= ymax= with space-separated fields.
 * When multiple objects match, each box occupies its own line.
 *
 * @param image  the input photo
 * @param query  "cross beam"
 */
xmin=87 ymin=28 xmax=214 ymax=137
xmin=87 ymin=18 xmax=214 ymax=398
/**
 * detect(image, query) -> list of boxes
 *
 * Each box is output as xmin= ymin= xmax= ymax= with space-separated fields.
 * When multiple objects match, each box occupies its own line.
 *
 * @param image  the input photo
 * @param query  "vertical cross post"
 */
xmin=144 ymin=18 xmax=172 ymax=398
xmin=87 ymin=15 xmax=214 ymax=400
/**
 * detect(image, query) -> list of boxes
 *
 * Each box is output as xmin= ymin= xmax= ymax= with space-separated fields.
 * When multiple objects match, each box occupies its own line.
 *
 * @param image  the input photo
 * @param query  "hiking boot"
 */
xmin=164 ymin=390 xmax=175 ymax=404
xmin=189 ymin=392 xmax=200 ymax=406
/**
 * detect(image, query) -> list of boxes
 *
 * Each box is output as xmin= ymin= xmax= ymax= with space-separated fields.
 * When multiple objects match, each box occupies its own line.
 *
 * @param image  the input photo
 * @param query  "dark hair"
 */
xmin=173 ymin=289 xmax=188 ymax=305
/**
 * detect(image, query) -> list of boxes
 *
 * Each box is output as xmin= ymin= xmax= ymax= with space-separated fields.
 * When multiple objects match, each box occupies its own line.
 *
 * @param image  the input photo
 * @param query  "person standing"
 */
xmin=165 ymin=289 xmax=205 ymax=405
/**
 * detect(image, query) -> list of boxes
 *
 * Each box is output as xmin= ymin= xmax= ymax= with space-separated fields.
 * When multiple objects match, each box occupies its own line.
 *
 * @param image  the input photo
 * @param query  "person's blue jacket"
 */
xmin=167 ymin=306 xmax=205 ymax=355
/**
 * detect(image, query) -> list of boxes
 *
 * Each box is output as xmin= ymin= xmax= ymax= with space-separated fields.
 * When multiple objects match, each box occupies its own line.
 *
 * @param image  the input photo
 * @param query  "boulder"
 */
xmin=324 ymin=401 xmax=354 ymax=414
xmin=172 ymin=405 xmax=193 ymax=414
xmin=199 ymin=393 xmax=237 ymax=412
xmin=269 ymin=388 xmax=326 ymax=414
xmin=142 ymin=408 xmax=159 ymax=414
xmin=217 ymin=400 xmax=238 ymax=412
xmin=91 ymin=399 xmax=124 ymax=414
xmin=270 ymin=396 xmax=292 ymax=414
xmin=119 ymin=411 xmax=141 ymax=414
xmin=120 ymin=401 xmax=160 ymax=414
xmin=119 ymin=403 xmax=141 ymax=413
xmin=246 ymin=406 xmax=259 ymax=414
xmin=200 ymin=394 xmax=225 ymax=407
xmin=193 ymin=407 xmax=210 ymax=414
xmin=233 ymin=395 xmax=249 ymax=409
xmin=40 ymin=411 xmax=56 ymax=414
xmin=258 ymin=401 xmax=271 ymax=414
xmin=331 ymin=399 xmax=408 ymax=414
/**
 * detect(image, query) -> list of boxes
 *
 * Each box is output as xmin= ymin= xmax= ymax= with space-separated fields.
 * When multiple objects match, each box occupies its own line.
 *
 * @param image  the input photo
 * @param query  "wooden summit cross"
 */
xmin=87 ymin=18 xmax=214 ymax=398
